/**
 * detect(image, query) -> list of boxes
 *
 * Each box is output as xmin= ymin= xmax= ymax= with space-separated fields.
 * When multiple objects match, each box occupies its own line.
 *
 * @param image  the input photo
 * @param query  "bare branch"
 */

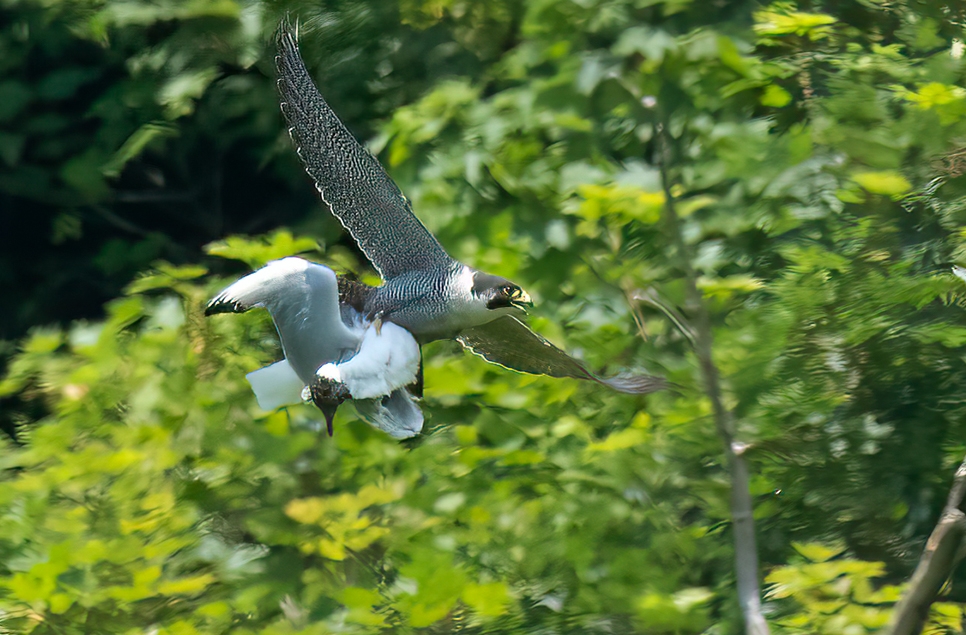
xmin=889 ymin=455 xmax=966 ymax=635
xmin=656 ymin=122 xmax=770 ymax=635
xmin=89 ymin=205 xmax=154 ymax=238
xmin=633 ymin=287 xmax=696 ymax=345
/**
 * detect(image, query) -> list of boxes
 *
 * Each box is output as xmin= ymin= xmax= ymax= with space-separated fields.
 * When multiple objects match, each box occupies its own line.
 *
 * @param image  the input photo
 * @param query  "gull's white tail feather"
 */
xmin=246 ymin=359 xmax=305 ymax=411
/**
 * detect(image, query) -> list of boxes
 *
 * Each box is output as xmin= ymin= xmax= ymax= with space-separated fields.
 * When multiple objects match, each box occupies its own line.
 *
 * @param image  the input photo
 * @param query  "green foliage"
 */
xmin=766 ymin=543 xmax=961 ymax=634
xmin=205 ymin=231 xmax=322 ymax=269
xmin=0 ymin=246 xmax=712 ymax=633
xmin=0 ymin=0 xmax=482 ymax=342
xmin=7 ymin=0 xmax=966 ymax=632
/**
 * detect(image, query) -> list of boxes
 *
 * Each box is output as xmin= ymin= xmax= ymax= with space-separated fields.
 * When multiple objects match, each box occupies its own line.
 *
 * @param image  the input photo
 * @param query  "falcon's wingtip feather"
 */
xmin=596 ymin=372 xmax=671 ymax=395
xmin=274 ymin=16 xmax=304 ymax=81
xmin=456 ymin=315 xmax=671 ymax=395
xmin=276 ymin=14 xmax=298 ymax=45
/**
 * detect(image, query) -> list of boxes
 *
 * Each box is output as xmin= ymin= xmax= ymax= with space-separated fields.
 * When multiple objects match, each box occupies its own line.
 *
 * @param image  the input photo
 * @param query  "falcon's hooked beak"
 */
xmin=509 ymin=288 xmax=533 ymax=311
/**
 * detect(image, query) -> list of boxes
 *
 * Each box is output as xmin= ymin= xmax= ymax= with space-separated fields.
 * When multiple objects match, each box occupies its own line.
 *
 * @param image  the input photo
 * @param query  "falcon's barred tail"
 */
xmin=596 ymin=373 xmax=669 ymax=395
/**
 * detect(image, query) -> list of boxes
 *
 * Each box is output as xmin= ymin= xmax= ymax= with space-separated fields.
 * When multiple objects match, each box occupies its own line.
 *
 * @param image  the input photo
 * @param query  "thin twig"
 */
xmin=621 ymin=283 xmax=650 ymax=341
xmin=656 ymin=121 xmax=770 ymax=635
xmin=89 ymin=204 xmax=153 ymax=238
xmin=578 ymin=254 xmax=650 ymax=340
xmin=633 ymin=287 xmax=696 ymax=345
xmin=888 ymin=454 xmax=966 ymax=635
xmin=112 ymin=189 xmax=197 ymax=203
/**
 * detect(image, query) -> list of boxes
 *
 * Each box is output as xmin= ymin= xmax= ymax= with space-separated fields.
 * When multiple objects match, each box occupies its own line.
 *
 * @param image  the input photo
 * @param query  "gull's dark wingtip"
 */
xmin=204 ymin=295 xmax=249 ymax=317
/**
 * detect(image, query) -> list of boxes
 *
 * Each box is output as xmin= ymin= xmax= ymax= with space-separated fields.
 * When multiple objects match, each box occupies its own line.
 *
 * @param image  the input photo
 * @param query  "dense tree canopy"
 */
xmin=3 ymin=0 xmax=966 ymax=632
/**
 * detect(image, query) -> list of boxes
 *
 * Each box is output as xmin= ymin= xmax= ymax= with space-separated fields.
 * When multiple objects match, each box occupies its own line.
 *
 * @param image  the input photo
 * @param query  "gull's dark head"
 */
xmin=472 ymin=272 xmax=533 ymax=312
xmin=309 ymin=376 xmax=351 ymax=437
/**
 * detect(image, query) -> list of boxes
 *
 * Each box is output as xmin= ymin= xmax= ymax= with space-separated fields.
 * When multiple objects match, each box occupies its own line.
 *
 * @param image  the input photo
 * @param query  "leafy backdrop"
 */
xmin=2 ymin=0 xmax=966 ymax=632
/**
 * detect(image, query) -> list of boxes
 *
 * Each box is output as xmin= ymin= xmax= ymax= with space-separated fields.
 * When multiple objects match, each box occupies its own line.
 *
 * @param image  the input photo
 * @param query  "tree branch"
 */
xmin=633 ymin=287 xmax=696 ymax=346
xmin=656 ymin=122 xmax=770 ymax=635
xmin=888 ymin=454 xmax=966 ymax=635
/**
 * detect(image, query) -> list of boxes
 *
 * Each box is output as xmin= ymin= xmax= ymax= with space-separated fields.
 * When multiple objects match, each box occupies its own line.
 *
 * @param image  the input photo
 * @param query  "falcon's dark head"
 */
xmin=472 ymin=272 xmax=533 ymax=312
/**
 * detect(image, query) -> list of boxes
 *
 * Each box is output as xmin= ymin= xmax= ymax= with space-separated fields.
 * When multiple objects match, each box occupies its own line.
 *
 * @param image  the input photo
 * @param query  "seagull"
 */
xmin=206 ymin=257 xmax=424 ymax=439
xmin=275 ymin=22 xmax=666 ymax=395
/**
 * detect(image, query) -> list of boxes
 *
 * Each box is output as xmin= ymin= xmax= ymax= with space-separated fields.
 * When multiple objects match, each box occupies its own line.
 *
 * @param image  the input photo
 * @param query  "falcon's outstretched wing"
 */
xmin=457 ymin=316 xmax=667 ymax=394
xmin=275 ymin=23 xmax=454 ymax=280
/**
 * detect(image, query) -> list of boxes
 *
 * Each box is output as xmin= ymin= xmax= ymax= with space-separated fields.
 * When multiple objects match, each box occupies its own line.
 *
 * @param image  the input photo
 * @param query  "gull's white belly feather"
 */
xmin=316 ymin=321 xmax=420 ymax=400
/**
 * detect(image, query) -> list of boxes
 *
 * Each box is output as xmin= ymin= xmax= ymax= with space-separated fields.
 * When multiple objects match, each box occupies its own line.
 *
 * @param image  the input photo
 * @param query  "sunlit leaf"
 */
xmin=205 ymin=231 xmax=322 ymax=267
xmin=851 ymin=170 xmax=912 ymax=197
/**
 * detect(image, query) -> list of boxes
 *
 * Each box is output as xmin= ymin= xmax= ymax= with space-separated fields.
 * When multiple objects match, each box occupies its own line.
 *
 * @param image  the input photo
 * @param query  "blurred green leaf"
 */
xmin=205 ymin=231 xmax=322 ymax=268
xmin=102 ymin=122 xmax=178 ymax=178
xmin=851 ymin=170 xmax=912 ymax=197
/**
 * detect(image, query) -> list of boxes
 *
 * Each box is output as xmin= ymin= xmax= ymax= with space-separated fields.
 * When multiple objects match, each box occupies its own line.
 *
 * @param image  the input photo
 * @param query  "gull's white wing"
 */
xmin=207 ymin=257 xmax=359 ymax=383
xmin=354 ymin=389 xmax=424 ymax=439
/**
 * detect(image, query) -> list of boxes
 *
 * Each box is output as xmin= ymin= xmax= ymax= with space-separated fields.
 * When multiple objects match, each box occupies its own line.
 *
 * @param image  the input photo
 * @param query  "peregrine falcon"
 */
xmin=206 ymin=257 xmax=424 ymax=439
xmin=275 ymin=23 xmax=666 ymax=395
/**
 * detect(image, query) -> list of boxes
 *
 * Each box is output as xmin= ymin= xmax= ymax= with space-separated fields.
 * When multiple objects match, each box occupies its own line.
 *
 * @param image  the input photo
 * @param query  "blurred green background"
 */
xmin=3 ymin=0 xmax=966 ymax=632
